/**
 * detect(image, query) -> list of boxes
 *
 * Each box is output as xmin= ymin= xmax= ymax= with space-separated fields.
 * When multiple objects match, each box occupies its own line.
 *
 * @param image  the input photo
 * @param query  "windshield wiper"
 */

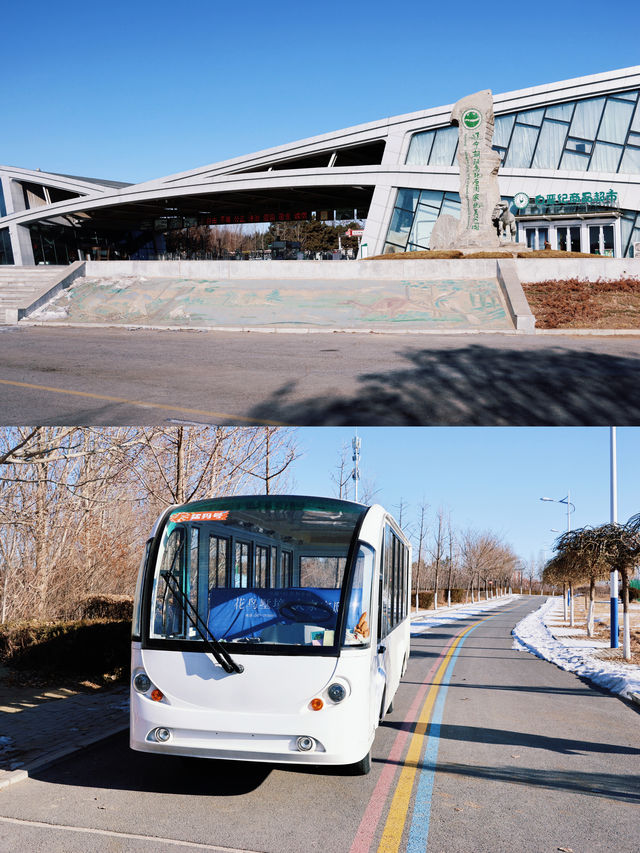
xmin=161 ymin=536 xmax=243 ymax=674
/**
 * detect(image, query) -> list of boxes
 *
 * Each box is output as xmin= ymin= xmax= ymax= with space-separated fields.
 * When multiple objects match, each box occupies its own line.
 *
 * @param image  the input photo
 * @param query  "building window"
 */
xmin=406 ymin=88 xmax=640 ymax=175
xmin=0 ymin=228 xmax=14 ymax=265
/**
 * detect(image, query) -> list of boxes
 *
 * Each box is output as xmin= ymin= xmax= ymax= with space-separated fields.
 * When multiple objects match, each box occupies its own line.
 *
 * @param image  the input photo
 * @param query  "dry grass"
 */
xmin=367 ymin=249 xmax=597 ymax=260
xmin=523 ymin=277 xmax=640 ymax=329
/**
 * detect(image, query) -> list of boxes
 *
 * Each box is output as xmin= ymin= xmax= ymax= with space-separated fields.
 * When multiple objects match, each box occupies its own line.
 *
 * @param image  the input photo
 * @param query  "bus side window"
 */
xmin=379 ymin=525 xmax=407 ymax=639
xmin=281 ymin=550 xmax=293 ymax=586
xmin=379 ymin=526 xmax=392 ymax=639
xmin=209 ymin=534 xmax=228 ymax=590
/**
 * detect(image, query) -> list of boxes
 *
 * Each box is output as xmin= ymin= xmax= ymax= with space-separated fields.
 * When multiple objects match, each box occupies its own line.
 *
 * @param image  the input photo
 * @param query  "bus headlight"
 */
xmin=327 ymin=682 xmax=347 ymax=703
xmin=133 ymin=671 xmax=152 ymax=693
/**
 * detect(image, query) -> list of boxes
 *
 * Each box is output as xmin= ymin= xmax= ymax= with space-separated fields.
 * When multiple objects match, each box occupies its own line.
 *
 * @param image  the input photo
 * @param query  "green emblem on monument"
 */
xmin=462 ymin=109 xmax=482 ymax=129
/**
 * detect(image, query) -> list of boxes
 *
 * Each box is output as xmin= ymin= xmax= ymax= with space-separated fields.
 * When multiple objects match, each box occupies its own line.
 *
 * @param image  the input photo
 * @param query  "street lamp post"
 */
xmin=541 ymin=492 xmax=576 ymax=623
xmin=610 ymin=427 xmax=619 ymax=649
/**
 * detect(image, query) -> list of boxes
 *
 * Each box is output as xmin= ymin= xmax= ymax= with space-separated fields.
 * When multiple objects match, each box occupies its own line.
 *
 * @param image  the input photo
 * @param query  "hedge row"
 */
xmin=0 ymin=618 xmax=131 ymax=677
xmin=414 ymin=588 xmax=469 ymax=609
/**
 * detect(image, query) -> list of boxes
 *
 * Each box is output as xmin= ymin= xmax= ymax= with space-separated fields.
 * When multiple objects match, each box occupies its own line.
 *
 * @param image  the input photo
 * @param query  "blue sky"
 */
xmin=4 ymin=1 xmax=638 ymax=183
xmin=289 ymin=427 xmax=639 ymax=566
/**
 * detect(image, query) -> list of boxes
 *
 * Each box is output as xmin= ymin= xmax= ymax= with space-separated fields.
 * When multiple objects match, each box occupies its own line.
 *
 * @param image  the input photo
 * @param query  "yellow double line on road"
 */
xmin=0 ymin=378 xmax=284 ymax=426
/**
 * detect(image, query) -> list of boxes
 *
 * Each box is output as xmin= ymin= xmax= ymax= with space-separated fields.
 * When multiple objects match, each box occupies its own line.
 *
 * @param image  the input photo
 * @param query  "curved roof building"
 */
xmin=2 ymin=65 xmax=640 ymax=265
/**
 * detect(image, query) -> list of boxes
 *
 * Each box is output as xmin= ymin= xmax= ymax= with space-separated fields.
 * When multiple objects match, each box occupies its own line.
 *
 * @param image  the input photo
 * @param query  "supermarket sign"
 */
xmin=513 ymin=189 xmax=618 ymax=209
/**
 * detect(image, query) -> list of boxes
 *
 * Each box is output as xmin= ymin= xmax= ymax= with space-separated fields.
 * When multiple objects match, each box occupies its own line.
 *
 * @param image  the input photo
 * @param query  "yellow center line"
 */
xmin=0 ymin=378 xmax=284 ymax=426
xmin=377 ymin=617 xmax=490 ymax=853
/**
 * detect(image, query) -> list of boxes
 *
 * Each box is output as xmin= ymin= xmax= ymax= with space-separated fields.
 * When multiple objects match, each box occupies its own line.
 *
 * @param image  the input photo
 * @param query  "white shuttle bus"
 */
xmin=130 ymin=495 xmax=411 ymax=774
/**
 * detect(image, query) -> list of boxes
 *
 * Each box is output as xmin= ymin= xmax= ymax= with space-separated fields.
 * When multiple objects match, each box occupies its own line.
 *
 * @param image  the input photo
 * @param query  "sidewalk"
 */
xmin=0 ymin=679 xmax=128 ymax=790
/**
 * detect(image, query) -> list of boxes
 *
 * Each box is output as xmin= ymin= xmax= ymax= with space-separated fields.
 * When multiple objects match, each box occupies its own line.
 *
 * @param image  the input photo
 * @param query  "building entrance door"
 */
xmin=556 ymin=225 xmax=582 ymax=252
xmin=525 ymin=226 xmax=548 ymax=250
xmin=589 ymin=224 xmax=615 ymax=256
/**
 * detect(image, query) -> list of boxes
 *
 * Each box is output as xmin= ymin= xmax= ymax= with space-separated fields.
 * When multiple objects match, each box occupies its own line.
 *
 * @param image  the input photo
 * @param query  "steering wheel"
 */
xmin=279 ymin=600 xmax=335 ymax=623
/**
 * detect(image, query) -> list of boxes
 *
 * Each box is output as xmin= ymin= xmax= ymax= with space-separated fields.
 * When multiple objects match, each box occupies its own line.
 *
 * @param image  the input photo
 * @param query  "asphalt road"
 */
xmin=0 ymin=326 xmax=640 ymax=426
xmin=0 ymin=597 xmax=637 ymax=852
xmin=1 ymin=326 xmax=640 ymax=425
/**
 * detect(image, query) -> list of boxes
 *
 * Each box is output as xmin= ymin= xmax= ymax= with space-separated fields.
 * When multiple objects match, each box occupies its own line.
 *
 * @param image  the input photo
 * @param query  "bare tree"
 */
xmin=598 ymin=519 xmax=640 ymax=660
xmin=0 ymin=426 xmax=301 ymax=623
xmin=552 ymin=528 xmax=609 ymax=636
xmin=429 ymin=508 xmax=446 ymax=610
xmin=243 ymin=428 xmax=298 ymax=495
xmin=412 ymin=501 xmax=428 ymax=611
xmin=331 ymin=442 xmax=352 ymax=500
xmin=446 ymin=515 xmax=455 ymax=607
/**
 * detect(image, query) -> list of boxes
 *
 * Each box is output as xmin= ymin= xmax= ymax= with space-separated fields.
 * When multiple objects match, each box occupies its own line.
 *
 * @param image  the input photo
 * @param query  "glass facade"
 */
xmin=0 ymin=228 xmax=14 ymax=265
xmin=385 ymin=186 xmax=640 ymax=256
xmin=621 ymin=209 xmax=640 ymax=256
xmin=406 ymin=88 xmax=640 ymax=175
xmin=383 ymin=189 xmax=462 ymax=253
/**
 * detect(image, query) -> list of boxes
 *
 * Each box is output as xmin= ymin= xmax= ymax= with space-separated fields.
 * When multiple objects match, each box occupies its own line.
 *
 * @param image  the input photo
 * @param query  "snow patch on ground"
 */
xmin=28 ymin=301 xmax=69 ymax=321
xmin=512 ymin=597 xmax=640 ymax=701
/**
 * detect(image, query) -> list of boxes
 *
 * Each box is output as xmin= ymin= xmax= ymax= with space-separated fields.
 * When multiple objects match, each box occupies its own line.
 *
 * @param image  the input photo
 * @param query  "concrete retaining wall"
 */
xmin=496 ymin=260 xmax=535 ymax=331
xmin=84 ymin=259 xmax=499 ymax=280
xmin=84 ymin=257 xmax=640 ymax=282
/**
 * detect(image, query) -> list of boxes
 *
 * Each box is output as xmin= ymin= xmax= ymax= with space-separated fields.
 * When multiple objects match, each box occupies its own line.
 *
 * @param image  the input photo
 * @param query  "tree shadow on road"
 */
xmin=427 ymin=760 xmax=640 ymax=804
xmin=249 ymin=343 xmax=640 ymax=425
xmin=436 ymin=723 xmax=640 ymax=756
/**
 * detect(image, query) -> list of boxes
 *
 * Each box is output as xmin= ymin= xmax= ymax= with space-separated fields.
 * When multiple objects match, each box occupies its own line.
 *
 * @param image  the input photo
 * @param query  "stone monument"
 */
xmin=430 ymin=89 xmax=520 ymax=252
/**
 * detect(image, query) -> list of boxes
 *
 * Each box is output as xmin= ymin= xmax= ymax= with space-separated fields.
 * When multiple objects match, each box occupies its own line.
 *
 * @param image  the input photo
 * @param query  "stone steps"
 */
xmin=0 ymin=263 xmax=85 ymax=324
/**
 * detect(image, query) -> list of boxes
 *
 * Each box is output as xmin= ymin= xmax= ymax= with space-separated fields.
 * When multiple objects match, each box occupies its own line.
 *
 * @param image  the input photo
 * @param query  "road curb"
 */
xmin=16 ymin=319 xmax=640 ymax=336
xmin=0 ymin=720 xmax=128 ymax=790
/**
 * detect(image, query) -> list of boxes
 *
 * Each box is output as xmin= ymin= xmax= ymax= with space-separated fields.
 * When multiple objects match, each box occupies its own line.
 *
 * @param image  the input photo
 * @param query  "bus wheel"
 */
xmin=346 ymin=750 xmax=371 ymax=776
xmin=386 ymin=698 xmax=394 ymax=714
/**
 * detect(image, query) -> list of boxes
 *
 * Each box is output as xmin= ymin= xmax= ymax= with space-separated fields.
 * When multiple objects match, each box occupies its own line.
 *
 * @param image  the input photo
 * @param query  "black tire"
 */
xmin=346 ymin=750 xmax=371 ymax=775
xmin=379 ymin=691 xmax=387 ymax=723
xmin=386 ymin=698 xmax=394 ymax=714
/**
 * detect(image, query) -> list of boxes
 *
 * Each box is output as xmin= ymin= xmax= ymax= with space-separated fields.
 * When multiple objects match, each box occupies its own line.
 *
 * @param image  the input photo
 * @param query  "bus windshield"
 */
xmin=148 ymin=496 xmax=373 ymax=650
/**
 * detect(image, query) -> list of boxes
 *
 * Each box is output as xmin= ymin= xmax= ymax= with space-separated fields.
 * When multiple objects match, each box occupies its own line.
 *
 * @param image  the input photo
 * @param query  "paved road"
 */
xmin=0 ymin=597 xmax=637 ymax=852
xmin=1 ymin=326 xmax=640 ymax=425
